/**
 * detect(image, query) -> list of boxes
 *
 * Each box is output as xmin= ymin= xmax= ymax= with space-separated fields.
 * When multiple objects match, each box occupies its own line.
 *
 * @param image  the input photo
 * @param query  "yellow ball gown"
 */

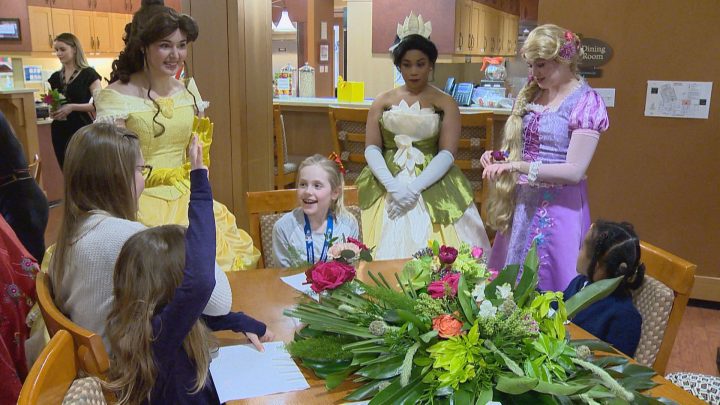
xmin=95 ymin=78 xmax=260 ymax=271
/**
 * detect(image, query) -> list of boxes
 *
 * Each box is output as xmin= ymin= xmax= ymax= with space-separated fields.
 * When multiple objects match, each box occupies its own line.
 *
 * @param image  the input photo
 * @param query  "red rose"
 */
xmin=438 ymin=246 xmax=458 ymax=264
xmin=432 ymin=314 xmax=464 ymax=338
xmin=305 ymin=261 xmax=356 ymax=293
xmin=346 ymin=237 xmax=369 ymax=251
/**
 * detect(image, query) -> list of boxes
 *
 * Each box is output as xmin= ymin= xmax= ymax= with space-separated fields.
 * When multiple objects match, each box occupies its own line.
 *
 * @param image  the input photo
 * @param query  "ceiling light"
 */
xmin=274 ymin=9 xmax=296 ymax=32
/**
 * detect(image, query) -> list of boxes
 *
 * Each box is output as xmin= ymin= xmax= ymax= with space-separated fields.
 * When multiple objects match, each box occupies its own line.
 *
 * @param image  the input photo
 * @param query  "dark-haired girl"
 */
xmin=94 ymin=0 xmax=259 ymax=271
xmin=357 ymin=31 xmax=490 ymax=259
xmin=564 ymin=220 xmax=645 ymax=356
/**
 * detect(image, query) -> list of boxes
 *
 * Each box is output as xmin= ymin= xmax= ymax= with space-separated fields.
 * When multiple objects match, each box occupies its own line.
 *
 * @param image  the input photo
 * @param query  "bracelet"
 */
xmin=528 ymin=161 xmax=543 ymax=185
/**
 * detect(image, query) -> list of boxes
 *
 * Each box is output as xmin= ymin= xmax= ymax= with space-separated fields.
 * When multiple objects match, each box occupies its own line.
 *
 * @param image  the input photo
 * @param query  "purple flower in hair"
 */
xmin=558 ymin=31 xmax=577 ymax=60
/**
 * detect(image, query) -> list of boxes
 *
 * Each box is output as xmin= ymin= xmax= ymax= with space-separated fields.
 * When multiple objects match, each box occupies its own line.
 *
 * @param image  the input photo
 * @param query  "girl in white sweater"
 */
xmin=49 ymin=122 xmax=232 ymax=349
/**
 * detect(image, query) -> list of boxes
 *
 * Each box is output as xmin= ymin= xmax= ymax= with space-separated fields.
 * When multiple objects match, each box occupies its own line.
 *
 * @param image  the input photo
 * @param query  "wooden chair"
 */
xmin=35 ymin=272 xmax=110 ymax=377
xmin=328 ymin=107 xmax=369 ymax=184
xmin=17 ymin=330 xmax=77 ymax=404
xmin=631 ymin=241 xmax=696 ymax=375
xmin=246 ymin=186 xmax=360 ymax=268
xmin=455 ymin=112 xmax=494 ymax=217
xmin=273 ymin=104 xmax=298 ymax=189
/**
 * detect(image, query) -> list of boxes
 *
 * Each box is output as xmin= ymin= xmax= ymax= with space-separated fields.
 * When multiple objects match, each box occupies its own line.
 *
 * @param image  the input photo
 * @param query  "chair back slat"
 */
xmin=631 ymin=241 xmax=696 ymax=375
xmin=17 ymin=330 xmax=77 ymax=405
xmin=246 ymin=186 xmax=359 ymax=268
xmin=35 ymin=272 xmax=110 ymax=377
xmin=329 ymin=107 xmax=369 ymax=184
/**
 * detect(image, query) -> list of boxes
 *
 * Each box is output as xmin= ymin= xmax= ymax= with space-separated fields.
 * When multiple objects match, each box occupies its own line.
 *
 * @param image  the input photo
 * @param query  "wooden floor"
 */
xmin=43 ymin=204 xmax=720 ymax=377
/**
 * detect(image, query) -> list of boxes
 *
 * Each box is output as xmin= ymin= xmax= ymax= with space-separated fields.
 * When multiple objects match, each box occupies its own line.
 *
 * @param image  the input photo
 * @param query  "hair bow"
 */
xmin=328 ymin=152 xmax=346 ymax=175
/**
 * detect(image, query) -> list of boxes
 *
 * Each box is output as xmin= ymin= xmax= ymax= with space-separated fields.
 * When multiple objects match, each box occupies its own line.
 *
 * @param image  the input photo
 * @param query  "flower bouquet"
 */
xmin=285 ymin=241 xmax=669 ymax=404
xmin=41 ymin=89 xmax=67 ymax=120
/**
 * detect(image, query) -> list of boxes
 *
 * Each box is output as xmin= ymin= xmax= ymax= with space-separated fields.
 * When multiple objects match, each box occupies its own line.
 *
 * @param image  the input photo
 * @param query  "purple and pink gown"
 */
xmin=489 ymin=82 xmax=609 ymax=291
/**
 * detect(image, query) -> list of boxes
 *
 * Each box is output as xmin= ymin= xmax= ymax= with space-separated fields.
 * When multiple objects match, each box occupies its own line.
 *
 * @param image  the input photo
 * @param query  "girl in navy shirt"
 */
xmin=564 ymin=220 xmax=645 ymax=357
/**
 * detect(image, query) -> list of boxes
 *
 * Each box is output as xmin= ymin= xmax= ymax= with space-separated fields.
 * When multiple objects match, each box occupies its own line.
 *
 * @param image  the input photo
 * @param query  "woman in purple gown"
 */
xmin=481 ymin=24 xmax=609 ymax=291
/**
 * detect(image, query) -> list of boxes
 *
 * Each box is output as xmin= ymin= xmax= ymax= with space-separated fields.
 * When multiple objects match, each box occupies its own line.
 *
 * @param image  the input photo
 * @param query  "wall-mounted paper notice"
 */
xmin=594 ymin=88 xmax=615 ymax=107
xmin=644 ymin=81 xmax=712 ymax=119
xmin=281 ymin=272 xmax=320 ymax=301
xmin=210 ymin=342 xmax=309 ymax=402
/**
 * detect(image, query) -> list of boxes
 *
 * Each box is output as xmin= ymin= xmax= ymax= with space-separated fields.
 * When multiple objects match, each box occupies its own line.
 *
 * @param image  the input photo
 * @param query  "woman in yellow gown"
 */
xmin=95 ymin=2 xmax=259 ymax=270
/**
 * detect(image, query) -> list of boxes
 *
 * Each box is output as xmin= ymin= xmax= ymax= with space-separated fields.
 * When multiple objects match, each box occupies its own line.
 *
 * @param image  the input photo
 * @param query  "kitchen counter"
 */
xmin=275 ymin=97 xmax=508 ymax=157
xmin=0 ymin=88 xmax=37 ymax=95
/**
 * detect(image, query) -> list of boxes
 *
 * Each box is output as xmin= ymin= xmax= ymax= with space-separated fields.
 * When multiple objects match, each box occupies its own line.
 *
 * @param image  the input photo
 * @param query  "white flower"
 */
xmin=471 ymin=282 xmax=486 ymax=301
xmin=327 ymin=242 xmax=360 ymax=259
xmin=497 ymin=283 xmax=512 ymax=300
xmin=477 ymin=300 xmax=497 ymax=319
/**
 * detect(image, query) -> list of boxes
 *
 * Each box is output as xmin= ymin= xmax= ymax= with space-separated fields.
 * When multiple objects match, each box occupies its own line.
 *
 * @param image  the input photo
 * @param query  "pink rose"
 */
xmin=432 ymin=314 xmax=464 ymax=338
xmin=438 ymin=246 xmax=458 ymax=264
xmin=305 ymin=261 xmax=356 ymax=293
xmin=471 ymin=246 xmax=484 ymax=259
xmin=427 ymin=272 xmax=460 ymax=299
xmin=327 ymin=242 xmax=361 ymax=260
xmin=488 ymin=268 xmax=499 ymax=281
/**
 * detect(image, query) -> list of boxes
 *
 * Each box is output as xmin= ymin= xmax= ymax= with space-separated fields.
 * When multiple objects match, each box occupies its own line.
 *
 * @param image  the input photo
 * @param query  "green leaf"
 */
xmin=485 ymin=264 xmax=520 ymax=300
xmin=496 ymin=375 xmax=539 ymax=395
xmin=485 ymin=340 xmax=524 ymax=376
xmin=419 ymin=330 xmax=439 ymax=343
xmin=475 ymin=388 xmax=493 ymax=405
xmin=345 ymin=378 xmax=395 ymax=401
xmin=356 ymin=354 xmax=404 ymax=379
xmin=593 ymin=356 xmax=629 ymax=368
xmin=619 ymin=376 xmax=659 ymax=391
xmin=565 ymin=276 xmax=623 ymax=318
xmin=325 ymin=367 xmax=356 ymax=390
xmin=396 ymin=308 xmax=429 ymax=332
xmin=569 ymin=339 xmax=619 ymax=354
xmin=457 ymin=274 xmax=477 ymax=323
xmin=432 ymin=240 xmax=440 ymax=255
xmin=619 ymin=363 xmax=657 ymax=379
xmin=413 ymin=356 xmax=432 ymax=367
xmin=534 ymin=380 xmax=588 ymax=396
xmin=368 ymin=368 xmax=427 ymax=405
xmin=453 ymin=388 xmax=474 ymax=404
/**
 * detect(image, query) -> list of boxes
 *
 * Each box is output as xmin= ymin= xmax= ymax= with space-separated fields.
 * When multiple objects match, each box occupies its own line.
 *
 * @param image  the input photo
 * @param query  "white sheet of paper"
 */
xmin=210 ymin=342 xmax=309 ymax=402
xmin=281 ymin=272 xmax=320 ymax=301
xmin=644 ymin=80 xmax=712 ymax=119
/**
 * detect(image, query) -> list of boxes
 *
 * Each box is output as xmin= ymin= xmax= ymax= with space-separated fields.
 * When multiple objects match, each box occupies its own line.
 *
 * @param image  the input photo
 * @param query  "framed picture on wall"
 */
xmin=0 ymin=19 xmax=21 ymax=40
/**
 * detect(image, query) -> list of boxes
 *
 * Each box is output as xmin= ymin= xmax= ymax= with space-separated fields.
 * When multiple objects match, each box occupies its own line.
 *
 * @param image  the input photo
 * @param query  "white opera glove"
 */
xmin=365 ymin=145 xmax=417 ymax=210
xmin=408 ymin=150 xmax=455 ymax=195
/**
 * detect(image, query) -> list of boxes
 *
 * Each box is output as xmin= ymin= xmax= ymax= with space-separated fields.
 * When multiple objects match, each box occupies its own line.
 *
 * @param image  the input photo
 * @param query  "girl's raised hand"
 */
xmin=188 ymin=135 xmax=207 ymax=172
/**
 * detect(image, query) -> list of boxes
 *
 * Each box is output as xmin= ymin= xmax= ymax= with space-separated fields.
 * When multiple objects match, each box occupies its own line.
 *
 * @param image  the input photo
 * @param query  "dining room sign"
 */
xmin=579 ymin=38 xmax=613 ymax=68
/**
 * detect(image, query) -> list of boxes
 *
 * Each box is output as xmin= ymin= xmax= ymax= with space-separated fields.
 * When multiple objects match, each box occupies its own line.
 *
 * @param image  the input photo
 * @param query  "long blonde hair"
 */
xmin=296 ymin=154 xmax=348 ymax=218
xmin=54 ymin=32 xmax=90 ymax=69
xmin=105 ymin=225 xmax=214 ymax=404
xmin=486 ymin=24 xmax=583 ymax=232
xmin=50 ymin=123 xmax=141 ymax=299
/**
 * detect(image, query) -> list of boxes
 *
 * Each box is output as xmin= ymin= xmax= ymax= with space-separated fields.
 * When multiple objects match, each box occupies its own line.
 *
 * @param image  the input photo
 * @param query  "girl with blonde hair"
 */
xmin=105 ymin=136 xmax=272 ymax=404
xmin=481 ymin=24 xmax=609 ymax=291
xmin=272 ymin=154 xmax=359 ymax=268
xmin=48 ymin=32 xmax=102 ymax=168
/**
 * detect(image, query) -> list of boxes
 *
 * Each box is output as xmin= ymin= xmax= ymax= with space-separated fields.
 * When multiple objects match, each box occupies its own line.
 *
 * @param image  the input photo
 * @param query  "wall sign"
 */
xmin=579 ymin=38 xmax=612 ymax=68
xmin=0 ymin=18 xmax=21 ymax=40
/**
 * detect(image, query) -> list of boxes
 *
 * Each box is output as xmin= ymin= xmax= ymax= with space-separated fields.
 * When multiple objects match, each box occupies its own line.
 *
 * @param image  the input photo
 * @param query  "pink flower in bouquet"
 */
xmin=427 ymin=272 xmax=460 ymax=299
xmin=346 ymin=236 xmax=369 ymax=251
xmin=327 ymin=242 xmax=361 ymax=260
xmin=438 ymin=245 xmax=458 ymax=264
xmin=432 ymin=313 xmax=464 ymax=338
xmin=488 ymin=268 xmax=499 ymax=281
xmin=42 ymin=94 xmax=54 ymax=104
xmin=471 ymin=246 xmax=484 ymax=259
xmin=305 ymin=261 xmax=356 ymax=293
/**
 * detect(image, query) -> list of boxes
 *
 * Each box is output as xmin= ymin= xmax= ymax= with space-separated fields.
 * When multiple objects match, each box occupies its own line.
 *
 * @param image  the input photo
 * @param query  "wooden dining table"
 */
xmin=217 ymin=260 xmax=704 ymax=405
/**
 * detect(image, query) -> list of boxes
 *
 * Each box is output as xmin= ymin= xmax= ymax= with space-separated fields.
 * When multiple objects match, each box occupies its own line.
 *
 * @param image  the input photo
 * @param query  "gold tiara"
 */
xmin=390 ymin=11 xmax=432 ymax=51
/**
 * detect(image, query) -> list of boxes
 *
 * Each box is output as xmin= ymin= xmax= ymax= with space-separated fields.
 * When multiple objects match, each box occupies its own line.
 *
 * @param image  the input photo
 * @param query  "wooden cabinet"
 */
xmin=503 ymin=14 xmax=519 ymax=55
xmin=454 ymin=0 xmax=472 ymax=53
xmin=72 ymin=10 xmax=113 ymax=54
xmin=110 ymin=0 xmax=136 ymax=13
xmin=72 ymin=0 xmax=112 ymax=12
xmin=28 ymin=6 xmax=74 ymax=52
xmin=452 ymin=1 xmax=519 ymax=57
xmin=111 ymin=12 xmax=131 ymax=52
xmin=27 ymin=0 xmax=52 ymax=6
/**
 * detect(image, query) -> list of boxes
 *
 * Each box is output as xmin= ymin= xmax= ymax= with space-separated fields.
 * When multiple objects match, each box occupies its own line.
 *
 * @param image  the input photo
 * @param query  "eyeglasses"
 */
xmin=137 ymin=164 xmax=153 ymax=179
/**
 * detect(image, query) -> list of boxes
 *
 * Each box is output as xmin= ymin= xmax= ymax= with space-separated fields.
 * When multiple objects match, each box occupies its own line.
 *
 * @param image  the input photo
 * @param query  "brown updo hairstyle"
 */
xmin=109 ymin=0 xmax=199 ymax=136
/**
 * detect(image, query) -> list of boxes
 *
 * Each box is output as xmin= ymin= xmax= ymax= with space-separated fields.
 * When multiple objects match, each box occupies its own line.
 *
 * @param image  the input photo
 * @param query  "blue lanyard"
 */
xmin=304 ymin=213 xmax=334 ymax=264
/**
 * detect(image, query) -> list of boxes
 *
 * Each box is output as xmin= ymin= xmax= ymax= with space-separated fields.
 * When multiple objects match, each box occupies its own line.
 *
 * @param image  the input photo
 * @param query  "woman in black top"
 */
xmin=48 ymin=33 xmax=102 ymax=168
